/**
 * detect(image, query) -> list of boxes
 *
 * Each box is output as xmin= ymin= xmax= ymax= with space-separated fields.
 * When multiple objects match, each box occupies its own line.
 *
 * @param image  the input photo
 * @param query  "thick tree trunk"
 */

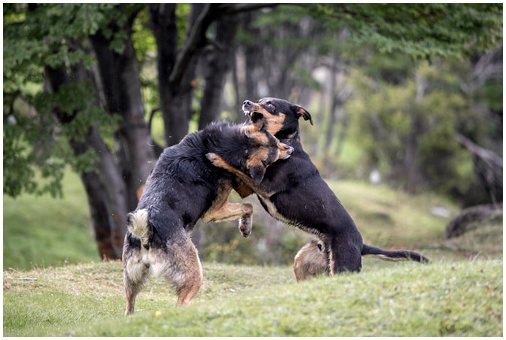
xmin=86 ymin=127 xmax=129 ymax=254
xmin=45 ymin=65 xmax=126 ymax=259
xmin=151 ymin=4 xmax=208 ymax=146
xmin=150 ymin=4 xmax=183 ymax=146
xmin=80 ymin=171 xmax=119 ymax=260
xmin=198 ymin=15 xmax=240 ymax=129
xmin=90 ymin=23 xmax=154 ymax=211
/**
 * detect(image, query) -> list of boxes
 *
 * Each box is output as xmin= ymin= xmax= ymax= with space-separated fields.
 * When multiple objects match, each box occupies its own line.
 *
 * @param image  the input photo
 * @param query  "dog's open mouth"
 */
xmin=242 ymin=108 xmax=260 ymax=116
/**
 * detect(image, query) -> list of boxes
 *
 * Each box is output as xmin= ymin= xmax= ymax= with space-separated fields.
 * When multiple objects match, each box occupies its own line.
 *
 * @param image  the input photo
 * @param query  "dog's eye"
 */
xmin=265 ymin=102 xmax=275 ymax=110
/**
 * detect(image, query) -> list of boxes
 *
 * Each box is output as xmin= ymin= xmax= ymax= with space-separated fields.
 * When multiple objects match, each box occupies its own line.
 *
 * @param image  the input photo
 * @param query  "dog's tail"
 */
xmin=127 ymin=209 xmax=150 ymax=249
xmin=362 ymin=244 xmax=429 ymax=263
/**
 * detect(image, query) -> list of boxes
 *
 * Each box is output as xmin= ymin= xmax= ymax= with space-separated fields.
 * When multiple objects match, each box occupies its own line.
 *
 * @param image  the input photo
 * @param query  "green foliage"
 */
xmin=3 ymin=260 xmax=502 ymax=336
xmin=312 ymin=4 xmax=502 ymax=59
xmin=3 ymin=78 xmax=116 ymax=197
xmin=3 ymin=4 xmax=126 ymax=198
xmin=342 ymin=55 xmax=498 ymax=197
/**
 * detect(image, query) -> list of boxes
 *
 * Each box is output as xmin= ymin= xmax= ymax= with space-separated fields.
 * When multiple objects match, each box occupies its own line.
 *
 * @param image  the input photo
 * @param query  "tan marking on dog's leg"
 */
xmin=202 ymin=202 xmax=252 ymax=223
xmin=202 ymin=202 xmax=253 ymax=237
xmin=206 ymin=153 xmax=269 ymax=196
xmin=201 ymin=181 xmax=254 ymax=236
xmin=233 ymin=180 xmax=254 ymax=198
xmin=201 ymin=182 xmax=233 ymax=223
xmin=173 ymin=241 xmax=203 ymax=307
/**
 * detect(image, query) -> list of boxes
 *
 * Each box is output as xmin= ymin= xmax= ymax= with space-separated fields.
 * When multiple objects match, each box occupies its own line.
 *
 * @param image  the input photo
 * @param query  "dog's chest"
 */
xmin=258 ymin=195 xmax=323 ymax=238
xmin=258 ymin=196 xmax=291 ymax=224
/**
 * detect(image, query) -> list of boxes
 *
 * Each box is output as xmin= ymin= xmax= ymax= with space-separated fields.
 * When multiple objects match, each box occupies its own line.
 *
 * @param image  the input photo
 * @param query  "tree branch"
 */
xmin=169 ymin=4 xmax=216 ymax=86
xmin=169 ymin=3 xmax=278 ymax=88
xmin=456 ymin=134 xmax=502 ymax=169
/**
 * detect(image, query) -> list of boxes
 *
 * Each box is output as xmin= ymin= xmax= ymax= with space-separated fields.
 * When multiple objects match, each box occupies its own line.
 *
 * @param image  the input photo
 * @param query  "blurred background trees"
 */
xmin=3 ymin=4 xmax=502 ymax=263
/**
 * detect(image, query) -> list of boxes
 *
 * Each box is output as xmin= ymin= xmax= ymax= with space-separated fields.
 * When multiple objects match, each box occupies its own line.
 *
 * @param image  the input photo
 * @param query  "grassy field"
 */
xmin=4 ymin=259 xmax=502 ymax=336
xmin=3 ymin=171 xmax=97 ymax=270
xmin=3 ymin=170 xmax=502 ymax=336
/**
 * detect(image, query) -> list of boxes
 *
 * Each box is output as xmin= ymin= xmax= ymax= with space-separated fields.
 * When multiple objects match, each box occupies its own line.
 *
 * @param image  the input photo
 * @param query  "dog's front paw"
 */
xmin=238 ymin=216 xmax=252 ymax=238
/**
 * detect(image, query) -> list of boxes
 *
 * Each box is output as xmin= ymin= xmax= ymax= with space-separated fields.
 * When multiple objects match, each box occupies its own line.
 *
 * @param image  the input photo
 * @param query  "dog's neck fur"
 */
xmin=203 ymin=122 xmax=249 ymax=172
xmin=276 ymin=129 xmax=301 ymax=148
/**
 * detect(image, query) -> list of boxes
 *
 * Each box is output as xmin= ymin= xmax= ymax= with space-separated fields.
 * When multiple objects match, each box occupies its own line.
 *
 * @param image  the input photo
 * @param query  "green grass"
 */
xmin=3 ymin=171 xmax=97 ymax=270
xmin=3 ymin=259 xmax=502 ymax=336
xmin=327 ymin=180 xmax=458 ymax=248
xmin=3 ymin=169 xmax=502 ymax=336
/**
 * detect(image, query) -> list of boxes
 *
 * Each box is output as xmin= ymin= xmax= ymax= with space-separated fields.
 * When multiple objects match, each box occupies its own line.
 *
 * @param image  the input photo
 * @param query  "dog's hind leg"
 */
xmin=327 ymin=233 xmax=363 ymax=274
xmin=123 ymin=249 xmax=150 ymax=315
xmin=162 ymin=236 xmax=203 ymax=307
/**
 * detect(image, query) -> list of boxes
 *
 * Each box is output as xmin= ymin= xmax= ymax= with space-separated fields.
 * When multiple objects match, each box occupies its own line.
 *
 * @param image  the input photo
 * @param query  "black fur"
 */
xmin=240 ymin=98 xmax=429 ymax=273
xmin=124 ymin=120 xmax=285 ymax=252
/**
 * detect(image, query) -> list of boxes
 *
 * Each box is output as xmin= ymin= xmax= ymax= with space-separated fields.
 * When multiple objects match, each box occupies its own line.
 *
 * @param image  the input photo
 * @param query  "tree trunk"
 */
xmin=198 ymin=15 xmax=240 ymax=129
xmin=325 ymin=54 xmax=339 ymax=150
xmin=151 ymin=4 xmax=214 ymax=146
xmin=456 ymin=133 xmax=503 ymax=204
xmin=149 ymin=4 xmax=183 ymax=146
xmin=231 ymin=48 xmax=243 ymax=121
xmin=90 ymin=19 xmax=154 ymax=212
xmin=401 ymin=74 xmax=427 ymax=193
xmin=243 ymin=12 xmax=261 ymax=101
xmin=45 ymin=66 xmax=124 ymax=259
xmin=80 ymin=170 xmax=119 ymax=260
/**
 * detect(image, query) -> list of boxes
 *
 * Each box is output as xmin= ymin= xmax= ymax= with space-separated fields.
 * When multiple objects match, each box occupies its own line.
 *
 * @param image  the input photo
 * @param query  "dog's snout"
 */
xmin=242 ymin=100 xmax=255 ymax=115
xmin=243 ymin=100 xmax=252 ymax=107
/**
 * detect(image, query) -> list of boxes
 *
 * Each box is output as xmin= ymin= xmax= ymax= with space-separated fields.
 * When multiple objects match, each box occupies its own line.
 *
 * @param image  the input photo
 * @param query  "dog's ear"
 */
xmin=293 ymin=105 xmax=313 ymax=125
xmin=250 ymin=111 xmax=266 ymax=131
xmin=248 ymin=165 xmax=266 ymax=185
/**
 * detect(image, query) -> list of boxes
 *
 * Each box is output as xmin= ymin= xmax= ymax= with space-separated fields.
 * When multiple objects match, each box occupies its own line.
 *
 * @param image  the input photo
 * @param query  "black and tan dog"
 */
xmin=207 ymin=97 xmax=429 ymax=276
xmin=122 ymin=113 xmax=293 ymax=315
